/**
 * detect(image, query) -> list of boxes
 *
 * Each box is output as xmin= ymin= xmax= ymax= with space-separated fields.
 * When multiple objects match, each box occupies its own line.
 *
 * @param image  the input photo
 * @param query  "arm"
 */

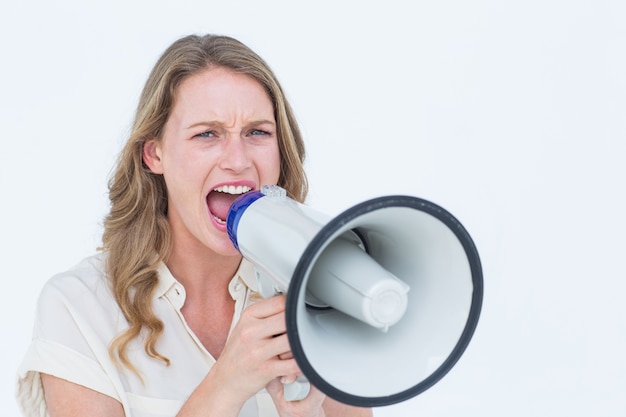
xmin=323 ymin=397 xmax=373 ymax=417
xmin=41 ymin=373 xmax=373 ymax=417
xmin=42 ymin=374 xmax=125 ymax=417
xmin=38 ymin=294 xmax=300 ymax=417
xmin=40 ymin=294 xmax=370 ymax=417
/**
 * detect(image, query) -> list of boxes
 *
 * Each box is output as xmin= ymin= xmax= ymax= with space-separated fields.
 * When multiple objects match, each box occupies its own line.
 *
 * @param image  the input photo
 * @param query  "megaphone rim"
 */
xmin=285 ymin=194 xmax=484 ymax=407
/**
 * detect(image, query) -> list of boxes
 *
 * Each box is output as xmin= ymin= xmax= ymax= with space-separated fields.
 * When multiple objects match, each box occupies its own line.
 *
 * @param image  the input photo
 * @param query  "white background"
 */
xmin=1 ymin=1 xmax=625 ymax=416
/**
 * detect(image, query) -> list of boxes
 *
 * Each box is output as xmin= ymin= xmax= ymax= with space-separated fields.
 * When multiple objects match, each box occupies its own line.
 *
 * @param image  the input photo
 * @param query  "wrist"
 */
xmin=176 ymin=368 xmax=245 ymax=417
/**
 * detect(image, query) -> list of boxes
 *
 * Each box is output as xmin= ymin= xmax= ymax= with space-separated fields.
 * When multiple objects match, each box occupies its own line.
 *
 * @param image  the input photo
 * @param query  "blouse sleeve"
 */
xmin=16 ymin=263 xmax=124 ymax=417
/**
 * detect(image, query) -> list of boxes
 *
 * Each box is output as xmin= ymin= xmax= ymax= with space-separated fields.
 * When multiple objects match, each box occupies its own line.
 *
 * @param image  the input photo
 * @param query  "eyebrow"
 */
xmin=185 ymin=119 xmax=276 ymax=130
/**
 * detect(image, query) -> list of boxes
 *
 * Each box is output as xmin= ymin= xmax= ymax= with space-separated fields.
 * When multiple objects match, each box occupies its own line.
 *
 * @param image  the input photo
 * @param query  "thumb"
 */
xmin=265 ymin=377 xmax=284 ymax=399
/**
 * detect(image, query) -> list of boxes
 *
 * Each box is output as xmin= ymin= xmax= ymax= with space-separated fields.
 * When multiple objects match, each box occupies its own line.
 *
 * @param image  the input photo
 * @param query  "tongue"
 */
xmin=207 ymin=192 xmax=240 ymax=221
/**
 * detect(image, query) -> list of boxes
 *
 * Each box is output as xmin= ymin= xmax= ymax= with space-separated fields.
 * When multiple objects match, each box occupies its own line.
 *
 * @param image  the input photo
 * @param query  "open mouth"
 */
xmin=207 ymin=185 xmax=253 ymax=225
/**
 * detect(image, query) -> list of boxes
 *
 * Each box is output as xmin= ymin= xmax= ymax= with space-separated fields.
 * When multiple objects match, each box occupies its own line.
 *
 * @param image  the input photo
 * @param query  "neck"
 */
xmin=165 ymin=238 xmax=240 ymax=359
xmin=166 ymin=239 xmax=242 ymax=301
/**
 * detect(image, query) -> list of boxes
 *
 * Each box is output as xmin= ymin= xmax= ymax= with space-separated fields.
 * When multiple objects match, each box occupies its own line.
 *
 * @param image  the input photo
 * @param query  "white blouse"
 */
xmin=16 ymin=253 xmax=279 ymax=417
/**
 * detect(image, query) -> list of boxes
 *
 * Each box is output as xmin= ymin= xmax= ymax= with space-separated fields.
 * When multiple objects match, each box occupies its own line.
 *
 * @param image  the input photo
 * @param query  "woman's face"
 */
xmin=144 ymin=67 xmax=280 ymax=256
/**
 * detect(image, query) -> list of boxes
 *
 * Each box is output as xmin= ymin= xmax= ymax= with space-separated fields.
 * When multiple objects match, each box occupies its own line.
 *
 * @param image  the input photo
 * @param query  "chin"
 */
xmin=209 ymin=236 xmax=242 ymax=258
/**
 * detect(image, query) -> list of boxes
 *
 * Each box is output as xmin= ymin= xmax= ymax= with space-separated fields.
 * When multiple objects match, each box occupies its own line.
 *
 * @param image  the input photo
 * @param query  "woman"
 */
xmin=17 ymin=34 xmax=372 ymax=417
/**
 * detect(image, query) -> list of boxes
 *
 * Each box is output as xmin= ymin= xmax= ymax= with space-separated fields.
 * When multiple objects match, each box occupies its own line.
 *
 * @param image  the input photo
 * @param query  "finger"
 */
xmin=244 ymin=294 xmax=286 ymax=319
xmin=266 ymin=377 xmax=326 ymax=409
xmin=239 ymin=306 xmax=288 ymax=340
xmin=278 ymin=351 xmax=293 ymax=360
xmin=265 ymin=377 xmax=283 ymax=398
xmin=240 ymin=333 xmax=292 ymax=368
xmin=266 ymin=333 xmax=293 ymax=357
xmin=270 ymin=356 xmax=301 ymax=378
xmin=280 ymin=373 xmax=302 ymax=385
xmin=246 ymin=313 xmax=286 ymax=341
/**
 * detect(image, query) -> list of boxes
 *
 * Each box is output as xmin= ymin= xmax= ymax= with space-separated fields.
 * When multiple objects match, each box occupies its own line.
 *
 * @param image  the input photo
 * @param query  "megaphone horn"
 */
xmin=227 ymin=185 xmax=483 ymax=407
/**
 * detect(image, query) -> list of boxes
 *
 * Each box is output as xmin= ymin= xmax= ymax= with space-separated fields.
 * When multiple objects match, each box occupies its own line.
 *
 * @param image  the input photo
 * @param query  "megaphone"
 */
xmin=227 ymin=185 xmax=483 ymax=407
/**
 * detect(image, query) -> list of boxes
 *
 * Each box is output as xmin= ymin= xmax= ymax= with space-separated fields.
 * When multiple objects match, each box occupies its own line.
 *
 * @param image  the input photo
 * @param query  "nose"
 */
xmin=218 ymin=136 xmax=252 ymax=173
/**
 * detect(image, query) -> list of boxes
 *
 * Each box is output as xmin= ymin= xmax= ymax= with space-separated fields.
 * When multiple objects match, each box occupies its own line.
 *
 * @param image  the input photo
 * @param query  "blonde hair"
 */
xmin=102 ymin=34 xmax=308 ymax=374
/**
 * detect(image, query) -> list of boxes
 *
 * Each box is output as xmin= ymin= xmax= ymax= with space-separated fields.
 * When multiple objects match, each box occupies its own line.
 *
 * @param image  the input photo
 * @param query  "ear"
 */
xmin=143 ymin=139 xmax=164 ymax=174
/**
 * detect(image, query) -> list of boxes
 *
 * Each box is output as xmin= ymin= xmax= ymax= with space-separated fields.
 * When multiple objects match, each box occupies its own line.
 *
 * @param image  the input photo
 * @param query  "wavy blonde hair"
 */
xmin=102 ymin=34 xmax=308 ymax=374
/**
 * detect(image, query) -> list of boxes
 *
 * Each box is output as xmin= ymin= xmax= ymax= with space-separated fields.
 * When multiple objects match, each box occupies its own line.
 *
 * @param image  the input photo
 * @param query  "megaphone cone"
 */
xmin=227 ymin=186 xmax=483 ymax=407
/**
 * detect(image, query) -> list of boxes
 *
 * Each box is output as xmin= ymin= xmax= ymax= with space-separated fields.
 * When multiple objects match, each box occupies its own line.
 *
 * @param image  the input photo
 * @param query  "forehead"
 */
xmin=173 ymin=67 xmax=273 ymax=114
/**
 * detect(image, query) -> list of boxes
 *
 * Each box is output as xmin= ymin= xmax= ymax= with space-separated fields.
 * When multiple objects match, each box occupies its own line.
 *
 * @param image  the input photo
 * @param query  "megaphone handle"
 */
xmin=283 ymin=375 xmax=311 ymax=401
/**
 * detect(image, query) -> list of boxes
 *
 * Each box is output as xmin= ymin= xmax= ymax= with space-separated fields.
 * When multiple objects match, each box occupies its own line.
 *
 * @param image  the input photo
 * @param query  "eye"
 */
xmin=195 ymin=130 xmax=217 ymax=139
xmin=249 ymin=129 xmax=271 ymax=137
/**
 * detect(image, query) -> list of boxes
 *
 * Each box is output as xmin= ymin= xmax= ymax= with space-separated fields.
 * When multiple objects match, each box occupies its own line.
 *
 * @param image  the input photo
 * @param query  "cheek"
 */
xmin=264 ymin=147 xmax=282 ymax=184
xmin=161 ymin=151 xmax=207 ymax=198
xmin=163 ymin=144 xmax=205 ymax=177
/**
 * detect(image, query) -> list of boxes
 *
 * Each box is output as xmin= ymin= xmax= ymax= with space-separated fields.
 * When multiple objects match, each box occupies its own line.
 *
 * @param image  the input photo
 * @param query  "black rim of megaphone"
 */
xmin=285 ymin=195 xmax=484 ymax=408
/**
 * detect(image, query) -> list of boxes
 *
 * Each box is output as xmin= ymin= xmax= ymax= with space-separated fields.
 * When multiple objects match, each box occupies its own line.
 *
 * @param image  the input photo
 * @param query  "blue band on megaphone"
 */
xmin=227 ymin=190 xmax=264 ymax=252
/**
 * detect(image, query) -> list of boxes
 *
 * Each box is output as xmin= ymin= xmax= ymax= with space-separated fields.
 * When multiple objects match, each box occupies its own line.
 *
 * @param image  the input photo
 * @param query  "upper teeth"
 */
xmin=213 ymin=185 xmax=252 ymax=194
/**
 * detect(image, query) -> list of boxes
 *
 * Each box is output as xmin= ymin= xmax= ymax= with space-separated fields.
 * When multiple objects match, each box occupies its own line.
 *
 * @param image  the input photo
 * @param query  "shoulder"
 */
xmin=35 ymin=253 xmax=122 ymax=332
xmin=44 ymin=252 xmax=108 ymax=292
xmin=40 ymin=253 xmax=110 ymax=303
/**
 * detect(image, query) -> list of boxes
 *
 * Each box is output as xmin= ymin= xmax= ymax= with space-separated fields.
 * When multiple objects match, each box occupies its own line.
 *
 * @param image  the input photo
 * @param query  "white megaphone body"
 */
xmin=226 ymin=185 xmax=483 ymax=407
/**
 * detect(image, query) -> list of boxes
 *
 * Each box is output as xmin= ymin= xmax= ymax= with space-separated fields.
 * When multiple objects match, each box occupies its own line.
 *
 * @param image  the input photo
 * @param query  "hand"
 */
xmin=210 ymin=295 xmax=301 ymax=403
xmin=266 ymin=377 xmax=326 ymax=417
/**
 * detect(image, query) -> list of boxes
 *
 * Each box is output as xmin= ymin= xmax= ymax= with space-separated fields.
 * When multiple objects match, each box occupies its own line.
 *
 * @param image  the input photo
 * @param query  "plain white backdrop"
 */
xmin=1 ymin=1 xmax=625 ymax=415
